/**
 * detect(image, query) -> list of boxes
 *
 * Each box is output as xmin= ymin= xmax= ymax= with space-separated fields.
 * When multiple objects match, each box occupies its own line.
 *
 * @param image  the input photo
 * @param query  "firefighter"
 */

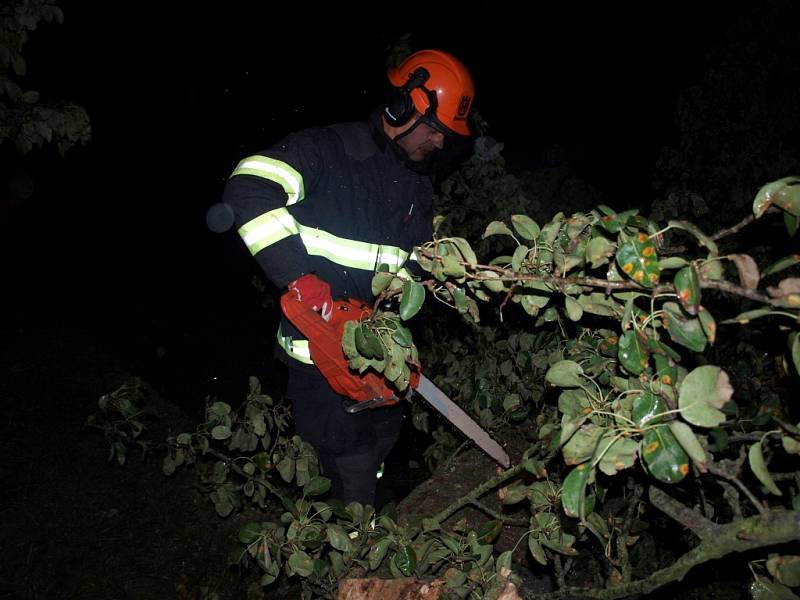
xmin=222 ymin=49 xmax=475 ymax=506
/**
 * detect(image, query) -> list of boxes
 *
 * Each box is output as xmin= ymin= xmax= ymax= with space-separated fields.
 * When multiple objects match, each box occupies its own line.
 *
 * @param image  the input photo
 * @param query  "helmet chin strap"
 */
xmin=388 ymin=119 xmax=440 ymax=173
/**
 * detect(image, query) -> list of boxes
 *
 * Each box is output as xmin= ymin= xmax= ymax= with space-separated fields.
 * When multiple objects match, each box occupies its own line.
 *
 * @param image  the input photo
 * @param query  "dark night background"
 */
xmin=5 ymin=4 xmax=774 ymax=397
xmin=2 ymin=2 xmax=799 ymax=597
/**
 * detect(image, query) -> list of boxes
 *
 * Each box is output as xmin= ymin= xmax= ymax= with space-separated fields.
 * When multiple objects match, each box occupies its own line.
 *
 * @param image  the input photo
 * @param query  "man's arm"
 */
xmin=222 ymin=129 xmax=324 ymax=288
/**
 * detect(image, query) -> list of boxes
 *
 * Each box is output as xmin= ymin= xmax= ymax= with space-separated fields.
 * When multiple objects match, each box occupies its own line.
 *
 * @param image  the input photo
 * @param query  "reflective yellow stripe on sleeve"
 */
xmin=231 ymin=156 xmax=305 ymax=205
xmin=232 ymin=155 xmax=412 ymax=274
xmin=237 ymin=211 xmax=410 ymax=273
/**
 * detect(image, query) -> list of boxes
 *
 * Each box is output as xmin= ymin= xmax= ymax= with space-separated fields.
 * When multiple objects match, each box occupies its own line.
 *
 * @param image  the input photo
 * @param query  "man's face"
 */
xmin=394 ymin=118 xmax=446 ymax=162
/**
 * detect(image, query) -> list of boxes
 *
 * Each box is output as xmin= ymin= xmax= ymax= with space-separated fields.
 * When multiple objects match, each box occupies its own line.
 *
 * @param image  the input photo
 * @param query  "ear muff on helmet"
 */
xmin=383 ymin=67 xmax=431 ymax=128
xmin=386 ymin=49 xmax=475 ymax=136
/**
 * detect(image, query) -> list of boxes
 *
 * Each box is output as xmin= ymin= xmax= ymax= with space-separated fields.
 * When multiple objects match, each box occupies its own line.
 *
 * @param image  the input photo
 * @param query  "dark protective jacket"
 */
xmin=222 ymin=109 xmax=433 ymax=365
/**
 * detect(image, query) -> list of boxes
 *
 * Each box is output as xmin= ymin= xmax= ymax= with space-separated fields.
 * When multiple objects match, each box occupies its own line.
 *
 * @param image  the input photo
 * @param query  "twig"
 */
xmin=706 ymin=463 xmax=766 ymax=515
xmin=427 ymin=446 xmax=556 ymax=526
xmin=717 ymin=480 xmax=743 ymax=519
xmin=438 ymin=440 xmax=471 ymax=473
xmin=205 ymin=448 xmax=294 ymax=510
xmin=693 ymin=464 xmax=712 ymax=520
xmin=648 ymin=487 xmax=719 ymax=541
xmin=711 ymin=214 xmax=757 ymax=241
xmin=698 ymin=278 xmax=773 ymax=305
xmin=429 ymin=461 xmax=526 ymax=525
xmin=417 ymin=247 xmax=785 ymax=306
xmin=618 ymin=484 xmax=643 ymax=583
xmin=467 ymin=499 xmax=528 ymax=527
xmin=727 ymin=433 xmax=768 ymax=444
xmin=711 ymin=207 xmax=778 ymax=241
xmin=553 ymin=554 xmax=566 ymax=589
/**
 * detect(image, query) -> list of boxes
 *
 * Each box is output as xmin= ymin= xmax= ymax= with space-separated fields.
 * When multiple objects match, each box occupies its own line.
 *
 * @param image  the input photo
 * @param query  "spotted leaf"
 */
xmin=616 ymin=233 xmax=660 ymax=288
xmin=641 ymin=426 xmax=690 ymax=484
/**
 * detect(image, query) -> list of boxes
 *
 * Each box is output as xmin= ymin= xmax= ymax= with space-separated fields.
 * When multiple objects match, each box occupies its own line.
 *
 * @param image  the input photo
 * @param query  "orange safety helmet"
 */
xmin=385 ymin=49 xmax=474 ymax=136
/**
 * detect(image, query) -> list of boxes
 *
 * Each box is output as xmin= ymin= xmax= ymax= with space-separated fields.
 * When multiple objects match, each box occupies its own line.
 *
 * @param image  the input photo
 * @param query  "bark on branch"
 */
xmin=523 ymin=491 xmax=800 ymax=600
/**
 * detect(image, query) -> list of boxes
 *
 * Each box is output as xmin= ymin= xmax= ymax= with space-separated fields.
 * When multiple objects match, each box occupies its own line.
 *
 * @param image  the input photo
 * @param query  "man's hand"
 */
xmin=287 ymin=274 xmax=333 ymax=320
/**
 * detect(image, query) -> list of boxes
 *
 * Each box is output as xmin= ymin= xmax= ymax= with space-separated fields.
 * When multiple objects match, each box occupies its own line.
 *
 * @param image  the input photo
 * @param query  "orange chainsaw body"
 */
xmin=280 ymin=293 xmax=419 ymax=405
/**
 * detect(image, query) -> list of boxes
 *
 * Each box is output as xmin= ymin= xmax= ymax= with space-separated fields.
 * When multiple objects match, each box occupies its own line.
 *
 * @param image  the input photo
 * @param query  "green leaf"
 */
xmin=442 ymin=254 xmax=466 ymax=277
xmin=326 ymin=524 xmax=354 ymax=552
xmin=697 ymin=306 xmax=717 ymax=345
xmin=304 ymin=476 xmax=331 ymax=497
xmin=371 ymin=271 xmax=395 ymax=296
xmin=668 ymin=421 xmax=707 ymax=470
xmin=785 ymin=212 xmax=799 ymax=237
xmin=594 ymin=435 xmax=638 ymax=476
xmin=368 ymin=537 xmax=392 ymax=570
xmin=238 ymin=522 xmax=262 ymax=544
xmin=288 ymin=550 xmax=314 ymax=577
xmin=451 ymin=286 xmax=468 ymax=314
xmin=502 ymin=393 xmax=521 ymax=411
xmin=480 ymin=271 xmax=506 ymax=292
xmin=501 ymin=481 xmax=529 ymax=505
xmin=496 ymin=550 xmax=513 ymax=576
xmin=679 ymin=366 xmax=733 ymax=428
xmin=658 ymin=257 xmax=689 ymax=270
xmin=477 ymin=519 xmax=503 ymax=544
xmin=730 ymin=254 xmax=760 ymax=290
xmin=482 ymin=221 xmax=514 ymax=239
xmin=699 ymin=259 xmax=724 ymax=280
xmin=674 ymin=266 xmax=701 ymax=315
xmin=528 ymin=535 xmax=547 ymax=565
xmin=618 ymin=330 xmax=649 ymax=375
xmin=632 ymin=392 xmax=667 ymax=427
xmin=667 ymin=220 xmax=719 ymax=255
xmin=445 ymin=567 xmax=467 ymax=587
xmin=616 ymin=233 xmax=660 ymax=288
xmin=790 ymin=333 xmax=800 ymax=375
xmin=721 ymin=307 xmax=774 ymax=325
xmin=753 ymin=176 xmax=800 ymax=218
xmin=585 ymin=236 xmax=616 ymax=268
xmin=597 ymin=209 xmax=638 ymax=233
xmin=642 ymin=426 xmax=690 ymax=483
xmin=749 ymin=577 xmax=800 ymax=600
xmin=561 ymin=463 xmax=593 ymax=518
xmin=512 ymin=244 xmax=529 ymax=272
xmin=399 ymin=280 xmax=425 ymax=320
xmin=563 ymin=424 xmax=605 ymax=465
xmin=391 ymin=545 xmax=417 ymax=576
xmin=564 ymin=296 xmax=583 ymax=321
xmin=342 ymin=320 xmax=359 ymax=358
xmin=763 ymin=254 xmax=800 ymax=277
xmin=558 ymin=388 xmax=592 ymax=418
xmin=449 ymin=237 xmax=478 ymax=267
xmin=391 ymin=324 xmax=413 ymax=348
xmin=545 ymin=360 xmax=585 ymax=387
xmin=767 ymin=555 xmax=800 ymax=587
xmin=355 ymin=323 xmax=383 ymax=359
xmin=748 ymin=442 xmax=782 ymax=496
xmin=277 ymin=456 xmax=295 ymax=482
xmin=511 ymin=214 xmax=541 ymax=240
xmin=211 ymin=425 xmax=232 ymax=440
xmin=663 ymin=302 xmax=707 ymax=352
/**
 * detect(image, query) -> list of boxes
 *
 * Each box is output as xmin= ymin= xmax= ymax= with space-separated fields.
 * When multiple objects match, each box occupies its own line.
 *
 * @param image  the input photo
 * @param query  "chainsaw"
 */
xmin=280 ymin=291 xmax=510 ymax=468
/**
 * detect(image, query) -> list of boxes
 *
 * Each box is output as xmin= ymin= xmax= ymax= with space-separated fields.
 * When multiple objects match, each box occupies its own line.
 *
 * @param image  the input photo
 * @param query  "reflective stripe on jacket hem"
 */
xmin=276 ymin=325 xmax=314 ymax=364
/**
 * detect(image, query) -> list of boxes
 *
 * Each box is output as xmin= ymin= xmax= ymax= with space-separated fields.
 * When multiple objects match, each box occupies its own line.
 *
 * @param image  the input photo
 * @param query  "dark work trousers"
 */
xmin=286 ymin=362 xmax=403 ymax=507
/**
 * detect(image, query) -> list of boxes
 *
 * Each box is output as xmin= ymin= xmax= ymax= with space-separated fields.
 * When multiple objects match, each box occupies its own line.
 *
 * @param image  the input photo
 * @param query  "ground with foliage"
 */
xmin=0 ymin=317 xmax=435 ymax=599
xmin=1 ymin=315 xmax=786 ymax=600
